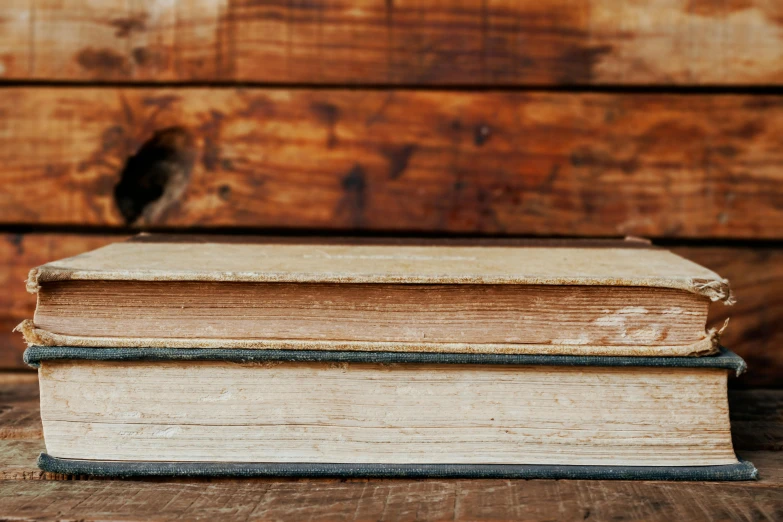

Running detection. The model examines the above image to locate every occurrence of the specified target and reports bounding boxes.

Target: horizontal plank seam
[3,227,783,248]
[2,81,783,95]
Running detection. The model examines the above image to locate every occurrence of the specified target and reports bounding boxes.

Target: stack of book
[18,235,757,480]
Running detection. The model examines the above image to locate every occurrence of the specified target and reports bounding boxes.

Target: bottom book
[25,346,757,481]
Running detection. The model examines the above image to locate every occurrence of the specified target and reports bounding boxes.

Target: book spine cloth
[23,346,746,374]
[37,454,758,481]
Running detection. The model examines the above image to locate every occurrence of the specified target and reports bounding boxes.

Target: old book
[18,235,733,356]
[25,346,755,480]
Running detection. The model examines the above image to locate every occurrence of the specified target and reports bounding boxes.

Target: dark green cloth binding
[24,345,746,375]
[37,454,758,481]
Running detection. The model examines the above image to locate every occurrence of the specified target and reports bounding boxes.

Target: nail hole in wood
[114,127,196,226]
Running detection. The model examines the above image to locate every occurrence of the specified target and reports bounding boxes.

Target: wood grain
[0,440,64,480]
[0,234,120,369]
[730,390,783,451]
[1,1,782,85]
[1,89,783,238]
[0,373,41,440]
[0,473,781,521]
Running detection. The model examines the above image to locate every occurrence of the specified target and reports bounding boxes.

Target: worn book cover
[18,235,734,356]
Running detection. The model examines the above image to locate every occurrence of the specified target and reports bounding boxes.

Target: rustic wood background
[1,0,781,387]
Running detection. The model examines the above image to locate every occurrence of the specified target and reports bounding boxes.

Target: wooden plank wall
[2,1,783,84]
[0,1,781,386]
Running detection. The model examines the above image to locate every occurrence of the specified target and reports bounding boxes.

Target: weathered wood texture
[2,235,782,387]
[1,1,782,85]
[0,373,41,440]
[1,89,783,238]
[731,390,783,452]
[1,475,782,522]
[0,234,121,369]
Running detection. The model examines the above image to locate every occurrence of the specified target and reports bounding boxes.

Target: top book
[18,235,733,356]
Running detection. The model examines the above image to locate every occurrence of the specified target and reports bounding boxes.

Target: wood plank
[0,373,41,439]
[728,389,781,485]
[0,234,120,369]
[0,440,69,480]
[0,477,780,521]
[3,439,780,484]
[1,89,783,238]
[730,390,783,451]
[1,1,782,85]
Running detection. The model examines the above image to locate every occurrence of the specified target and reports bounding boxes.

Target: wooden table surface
[0,372,781,521]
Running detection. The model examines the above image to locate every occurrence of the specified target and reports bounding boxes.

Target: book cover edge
[16,322,723,358]
[23,345,747,375]
[23,237,733,304]
[37,453,759,481]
